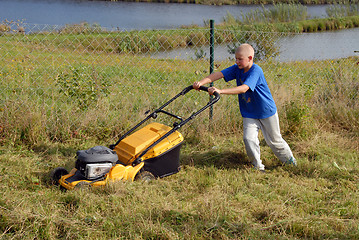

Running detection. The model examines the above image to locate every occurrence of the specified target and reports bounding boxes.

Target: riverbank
[100,0,352,6]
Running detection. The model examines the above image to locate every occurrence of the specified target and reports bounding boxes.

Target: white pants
[243,112,293,170]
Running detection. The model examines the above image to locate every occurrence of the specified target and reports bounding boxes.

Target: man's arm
[210,84,249,95]
[193,71,224,89]
[194,71,250,95]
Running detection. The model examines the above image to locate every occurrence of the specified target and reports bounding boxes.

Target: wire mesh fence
[1,21,358,145]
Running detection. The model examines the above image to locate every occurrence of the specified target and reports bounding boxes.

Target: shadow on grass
[180,145,294,172]
[181,150,252,170]
[31,144,79,187]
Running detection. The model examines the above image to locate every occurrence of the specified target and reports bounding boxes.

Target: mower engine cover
[75,146,118,180]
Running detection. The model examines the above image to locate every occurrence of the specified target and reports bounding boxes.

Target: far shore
[94,0,340,6]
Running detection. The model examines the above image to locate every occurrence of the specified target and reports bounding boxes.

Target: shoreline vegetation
[97,0,357,6]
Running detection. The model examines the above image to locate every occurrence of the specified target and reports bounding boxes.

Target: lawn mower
[51,85,220,190]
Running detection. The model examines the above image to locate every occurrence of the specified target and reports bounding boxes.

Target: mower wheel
[74,181,91,190]
[51,167,69,185]
[135,171,155,183]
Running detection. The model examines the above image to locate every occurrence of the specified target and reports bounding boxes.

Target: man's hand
[208,87,221,95]
[193,72,223,91]
[193,81,201,90]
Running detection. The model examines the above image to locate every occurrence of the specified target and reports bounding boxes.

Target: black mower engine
[75,146,118,180]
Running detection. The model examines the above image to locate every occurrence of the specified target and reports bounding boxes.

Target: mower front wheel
[135,171,155,183]
[51,167,69,185]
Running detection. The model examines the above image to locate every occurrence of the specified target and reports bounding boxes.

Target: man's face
[235,52,250,69]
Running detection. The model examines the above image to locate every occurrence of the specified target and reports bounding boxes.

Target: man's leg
[243,118,265,170]
[260,112,296,165]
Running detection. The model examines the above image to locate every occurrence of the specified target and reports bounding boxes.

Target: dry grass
[1,128,358,239]
[0,28,358,239]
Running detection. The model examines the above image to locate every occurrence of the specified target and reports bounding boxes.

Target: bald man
[193,43,296,172]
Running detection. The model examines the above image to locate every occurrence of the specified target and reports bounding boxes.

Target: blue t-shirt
[221,63,277,119]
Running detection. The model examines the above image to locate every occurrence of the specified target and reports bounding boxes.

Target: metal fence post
[209,19,214,121]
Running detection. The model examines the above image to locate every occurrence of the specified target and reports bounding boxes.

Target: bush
[186,32,207,47]
[317,20,326,31]
[56,65,112,110]
[325,20,335,30]
[157,35,174,50]
[284,100,311,138]
[59,22,102,34]
[0,24,10,33]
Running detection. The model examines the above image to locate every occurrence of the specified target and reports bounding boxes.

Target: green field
[1,21,359,239]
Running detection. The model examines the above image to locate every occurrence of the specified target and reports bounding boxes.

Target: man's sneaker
[252,166,266,173]
[286,157,297,166]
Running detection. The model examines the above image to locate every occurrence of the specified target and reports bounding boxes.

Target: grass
[1,22,359,239]
[0,129,358,239]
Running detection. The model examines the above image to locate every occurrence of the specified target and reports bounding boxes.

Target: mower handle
[199,85,220,99]
[110,85,220,150]
[130,85,221,163]
[183,85,220,101]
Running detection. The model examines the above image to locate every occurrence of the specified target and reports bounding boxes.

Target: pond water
[1,0,328,29]
[152,28,359,62]
[1,0,358,61]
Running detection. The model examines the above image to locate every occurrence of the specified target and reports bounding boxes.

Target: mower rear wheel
[135,171,155,183]
[51,167,69,185]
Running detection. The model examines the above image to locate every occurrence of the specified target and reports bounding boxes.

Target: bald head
[235,43,255,59]
[234,43,254,72]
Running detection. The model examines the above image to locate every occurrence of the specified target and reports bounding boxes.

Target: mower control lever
[157,109,183,121]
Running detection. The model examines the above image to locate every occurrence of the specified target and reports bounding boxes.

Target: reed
[113,0,356,5]
[222,14,359,32]
[5,0,344,4]
[240,4,308,24]
[326,2,359,17]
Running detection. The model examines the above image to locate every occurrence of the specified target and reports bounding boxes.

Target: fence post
[209,19,214,121]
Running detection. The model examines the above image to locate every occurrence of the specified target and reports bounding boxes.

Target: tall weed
[241,4,308,24]
[326,2,359,17]
[311,59,359,134]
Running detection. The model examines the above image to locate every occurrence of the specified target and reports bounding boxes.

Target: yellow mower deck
[59,162,144,190]
[114,122,184,165]
[58,123,183,190]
